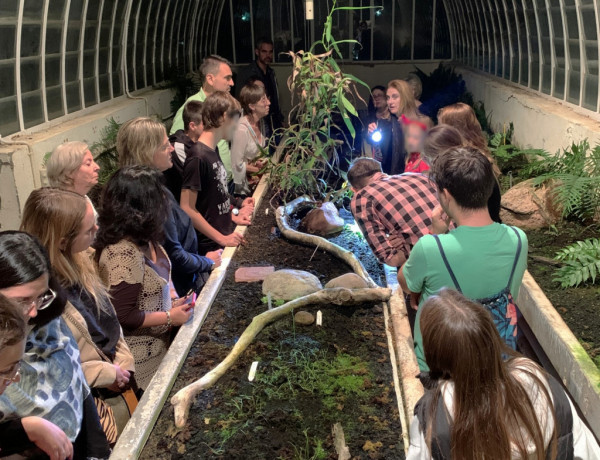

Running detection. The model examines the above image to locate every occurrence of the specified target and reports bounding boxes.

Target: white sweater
[407,359,600,459]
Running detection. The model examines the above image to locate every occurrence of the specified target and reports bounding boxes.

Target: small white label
[316,310,322,326]
[267,293,272,310]
[306,0,314,20]
[248,361,259,382]
[265,208,269,215]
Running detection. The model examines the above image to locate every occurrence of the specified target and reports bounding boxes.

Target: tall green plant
[526,140,600,220]
[554,238,600,288]
[265,1,374,200]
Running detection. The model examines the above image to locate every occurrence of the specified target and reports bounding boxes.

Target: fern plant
[525,140,600,220]
[554,238,600,288]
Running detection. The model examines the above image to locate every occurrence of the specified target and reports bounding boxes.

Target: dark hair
[431,147,495,210]
[183,100,204,132]
[199,55,232,83]
[347,157,382,190]
[0,292,27,348]
[0,231,66,326]
[202,91,242,130]
[255,37,273,49]
[422,124,464,166]
[239,82,266,114]
[367,85,386,116]
[0,231,51,288]
[420,288,555,460]
[95,166,168,255]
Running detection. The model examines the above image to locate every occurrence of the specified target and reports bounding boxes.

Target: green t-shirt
[403,223,528,371]
[170,88,232,179]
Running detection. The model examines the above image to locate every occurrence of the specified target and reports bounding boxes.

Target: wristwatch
[232,208,240,216]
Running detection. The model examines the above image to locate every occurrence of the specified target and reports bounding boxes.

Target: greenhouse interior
[1,0,600,459]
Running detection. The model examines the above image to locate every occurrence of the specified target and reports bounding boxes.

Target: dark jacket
[238,61,283,133]
[163,187,213,296]
[164,129,191,203]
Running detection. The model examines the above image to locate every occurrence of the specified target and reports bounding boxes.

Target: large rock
[300,202,345,236]
[325,273,369,289]
[500,179,562,230]
[262,269,323,301]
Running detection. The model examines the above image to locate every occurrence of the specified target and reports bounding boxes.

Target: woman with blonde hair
[116,117,221,297]
[408,288,600,459]
[367,79,430,174]
[20,188,137,441]
[46,141,100,195]
[231,82,270,196]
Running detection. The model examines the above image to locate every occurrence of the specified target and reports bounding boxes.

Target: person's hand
[107,364,131,392]
[430,205,451,235]
[232,213,252,226]
[21,416,73,460]
[169,302,195,326]
[368,122,377,134]
[220,231,245,247]
[206,249,223,269]
[172,295,193,308]
[242,197,255,209]
[410,293,420,311]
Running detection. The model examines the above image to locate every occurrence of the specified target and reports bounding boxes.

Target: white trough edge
[109,175,271,460]
[518,270,600,441]
[383,264,424,454]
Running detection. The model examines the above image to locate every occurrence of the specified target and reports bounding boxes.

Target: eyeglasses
[19,288,57,315]
[0,362,21,386]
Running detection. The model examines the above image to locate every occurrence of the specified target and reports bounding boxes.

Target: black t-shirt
[182,142,233,250]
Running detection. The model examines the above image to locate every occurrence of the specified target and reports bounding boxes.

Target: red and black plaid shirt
[351,172,438,263]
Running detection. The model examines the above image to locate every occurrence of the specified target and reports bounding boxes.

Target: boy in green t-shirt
[397,147,528,372]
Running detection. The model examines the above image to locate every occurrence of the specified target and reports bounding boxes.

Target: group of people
[350,82,599,458]
[0,43,281,459]
[0,42,599,459]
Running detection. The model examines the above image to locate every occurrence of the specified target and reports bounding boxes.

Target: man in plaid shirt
[349,158,438,267]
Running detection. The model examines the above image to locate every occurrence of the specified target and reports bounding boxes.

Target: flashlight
[371,129,382,143]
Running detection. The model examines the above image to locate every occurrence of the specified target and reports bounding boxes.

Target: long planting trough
[109,176,599,457]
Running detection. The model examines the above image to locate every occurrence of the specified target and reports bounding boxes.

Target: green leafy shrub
[554,238,600,288]
[526,140,600,220]
[488,122,544,177]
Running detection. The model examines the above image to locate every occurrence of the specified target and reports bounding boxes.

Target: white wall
[0,88,174,231]
[459,67,600,153]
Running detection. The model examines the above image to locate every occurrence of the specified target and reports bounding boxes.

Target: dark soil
[526,223,600,368]
[142,196,403,459]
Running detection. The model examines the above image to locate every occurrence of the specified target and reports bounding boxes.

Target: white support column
[94,0,105,104]
[15,0,25,131]
[40,0,50,122]
[59,0,72,115]
[79,0,89,108]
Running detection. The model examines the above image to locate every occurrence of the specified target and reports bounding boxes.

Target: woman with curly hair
[94,166,194,390]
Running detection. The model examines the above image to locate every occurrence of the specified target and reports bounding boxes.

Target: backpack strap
[545,375,574,460]
[433,234,463,293]
[506,227,523,291]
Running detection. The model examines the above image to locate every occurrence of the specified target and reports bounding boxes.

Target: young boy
[180,92,255,253]
[165,100,204,202]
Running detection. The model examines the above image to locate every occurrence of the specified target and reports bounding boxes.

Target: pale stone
[293,311,315,326]
[235,266,275,283]
[262,269,323,301]
[325,273,369,289]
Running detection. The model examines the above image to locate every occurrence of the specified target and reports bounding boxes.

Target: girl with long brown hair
[20,188,137,441]
[407,288,599,459]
